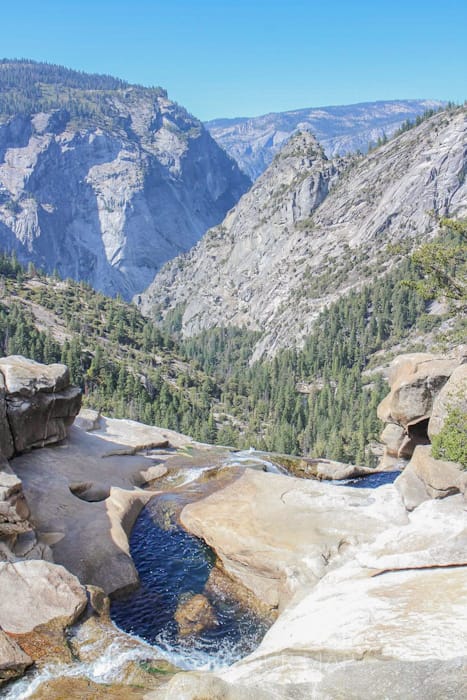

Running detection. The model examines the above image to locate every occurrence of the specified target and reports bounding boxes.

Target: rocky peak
[140,130,350,332]
[206,99,446,180]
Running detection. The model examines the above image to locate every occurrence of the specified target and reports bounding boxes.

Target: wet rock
[86,585,110,617]
[174,593,218,636]
[28,677,147,699]
[10,621,75,665]
[155,671,274,700]
[204,565,275,622]
[68,615,178,690]
[0,627,32,685]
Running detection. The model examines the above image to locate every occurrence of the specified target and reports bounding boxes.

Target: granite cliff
[142,106,467,360]
[206,99,445,180]
[0,60,250,299]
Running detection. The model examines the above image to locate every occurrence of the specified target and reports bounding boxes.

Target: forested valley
[0,246,464,465]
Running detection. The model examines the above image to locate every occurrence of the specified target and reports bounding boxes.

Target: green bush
[431,407,467,468]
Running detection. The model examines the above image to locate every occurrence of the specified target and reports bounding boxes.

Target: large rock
[379,423,405,457]
[393,461,430,511]
[0,356,71,395]
[377,352,460,428]
[174,593,218,637]
[10,417,192,594]
[181,468,408,609]
[0,560,87,634]
[405,445,466,499]
[428,363,467,439]
[213,493,467,699]
[0,356,82,454]
[0,627,32,685]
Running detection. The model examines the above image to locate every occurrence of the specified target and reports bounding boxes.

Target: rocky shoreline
[0,351,466,697]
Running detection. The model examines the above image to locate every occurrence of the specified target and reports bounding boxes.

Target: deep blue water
[336,470,400,488]
[110,466,400,668]
[110,501,269,669]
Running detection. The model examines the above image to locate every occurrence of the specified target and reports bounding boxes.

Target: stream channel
[6,450,399,698]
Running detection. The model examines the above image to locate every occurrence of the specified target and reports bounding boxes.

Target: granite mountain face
[0,61,250,299]
[142,107,467,360]
[206,99,446,180]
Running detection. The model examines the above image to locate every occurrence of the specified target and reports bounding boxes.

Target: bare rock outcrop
[378,348,466,466]
[0,356,82,454]
[377,352,461,429]
[181,468,408,609]
[0,560,87,665]
[175,467,467,699]
[0,560,87,635]
[375,347,466,509]
[206,99,445,180]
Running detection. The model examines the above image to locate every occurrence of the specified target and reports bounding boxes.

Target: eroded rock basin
[110,500,271,669]
[6,433,432,700]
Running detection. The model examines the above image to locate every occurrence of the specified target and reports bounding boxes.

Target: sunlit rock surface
[0,80,250,300]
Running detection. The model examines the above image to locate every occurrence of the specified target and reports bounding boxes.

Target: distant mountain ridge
[0,60,250,299]
[205,99,446,179]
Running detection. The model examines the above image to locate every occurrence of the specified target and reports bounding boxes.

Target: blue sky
[2,0,466,120]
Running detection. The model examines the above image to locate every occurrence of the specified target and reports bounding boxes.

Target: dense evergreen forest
[182,260,435,462]
[1,247,463,464]
[0,254,218,442]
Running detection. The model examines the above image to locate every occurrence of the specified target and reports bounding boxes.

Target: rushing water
[110,499,270,670]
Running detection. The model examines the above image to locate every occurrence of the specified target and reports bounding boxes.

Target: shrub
[431,407,467,468]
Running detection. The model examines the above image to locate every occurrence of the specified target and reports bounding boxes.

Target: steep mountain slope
[141,107,467,360]
[0,60,250,299]
[0,252,222,441]
[206,99,445,179]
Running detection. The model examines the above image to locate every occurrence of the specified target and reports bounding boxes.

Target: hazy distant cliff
[0,60,250,299]
[206,99,445,180]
